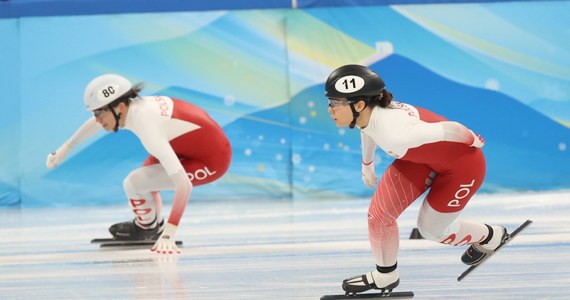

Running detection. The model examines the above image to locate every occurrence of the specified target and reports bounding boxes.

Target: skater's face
[93,103,128,131]
[327,98,370,128]
[327,98,354,127]
[93,107,114,131]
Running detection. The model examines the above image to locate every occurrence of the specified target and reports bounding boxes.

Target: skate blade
[320,291,414,299]
[457,219,532,281]
[91,238,183,247]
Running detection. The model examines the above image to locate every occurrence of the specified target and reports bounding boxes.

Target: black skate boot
[342,264,399,296]
[462,225,509,266]
[109,218,165,241]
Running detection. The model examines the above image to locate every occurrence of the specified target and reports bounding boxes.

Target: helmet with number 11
[325,64,385,99]
[325,64,385,128]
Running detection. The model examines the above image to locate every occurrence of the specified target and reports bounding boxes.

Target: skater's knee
[123,171,140,193]
[416,221,446,241]
[368,206,397,228]
[368,217,396,230]
[123,174,132,190]
[416,200,460,242]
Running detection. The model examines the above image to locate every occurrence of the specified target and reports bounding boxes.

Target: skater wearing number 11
[324,65,511,296]
[46,74,231,254]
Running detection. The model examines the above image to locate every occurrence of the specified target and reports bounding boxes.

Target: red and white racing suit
[68,96,231,229]
[360,101,487,267]
[122,96,231,228]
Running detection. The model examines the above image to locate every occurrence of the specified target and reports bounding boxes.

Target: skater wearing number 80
[325,65,509,295]
[46,74,231,254]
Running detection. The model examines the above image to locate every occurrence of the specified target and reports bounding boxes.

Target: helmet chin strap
[348,100,367,129]
[348,103,359,129]
[109,107,122,133]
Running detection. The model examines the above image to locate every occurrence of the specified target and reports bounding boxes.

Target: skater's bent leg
[123,164,174,229]
[417,200,508,266]
[342,161,431,294]
[368,163,430,266]
[417,200,488,246]
[416,154,490,246]
[344,163,430,293]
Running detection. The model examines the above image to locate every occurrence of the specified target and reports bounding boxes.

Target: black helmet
[325,64,385,99]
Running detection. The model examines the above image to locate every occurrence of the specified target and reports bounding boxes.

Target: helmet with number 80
[325,64,385,99]
[84,74,133,111]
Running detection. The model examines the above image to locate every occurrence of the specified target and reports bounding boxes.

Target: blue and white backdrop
[1,1,569,206]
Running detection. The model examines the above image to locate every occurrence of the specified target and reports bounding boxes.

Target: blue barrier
[0,0,549,18]
[0,0,289,18]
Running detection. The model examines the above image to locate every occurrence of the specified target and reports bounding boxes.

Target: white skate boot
[462,225,508,266]
[342,267,399,295]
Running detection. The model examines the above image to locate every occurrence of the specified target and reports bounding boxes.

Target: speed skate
[91,238,183,248]
[457,219,533,281]
[321,291,414,299]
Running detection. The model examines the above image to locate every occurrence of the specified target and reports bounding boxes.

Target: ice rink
[1,190,569,299]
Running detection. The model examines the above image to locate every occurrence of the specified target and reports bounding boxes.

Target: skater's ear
[352,98,368,112]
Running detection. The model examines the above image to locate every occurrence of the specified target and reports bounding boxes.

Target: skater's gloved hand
[361,161,377,188]
[151,223,180,254]
[470,131,485,148]
[46,143,72,169]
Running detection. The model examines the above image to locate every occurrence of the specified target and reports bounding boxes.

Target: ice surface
[1,191,569,299]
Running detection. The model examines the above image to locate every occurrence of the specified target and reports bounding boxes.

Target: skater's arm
[361,131,376,164]
[46,117,102,168]
[360,131,377,188]
[139,129,192,227]
[405,121,484,148]
[151,167,191,254]
[166,168,192,226]
[440,121,484,148]
[145,139,192,227]
[66,117,102,147]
